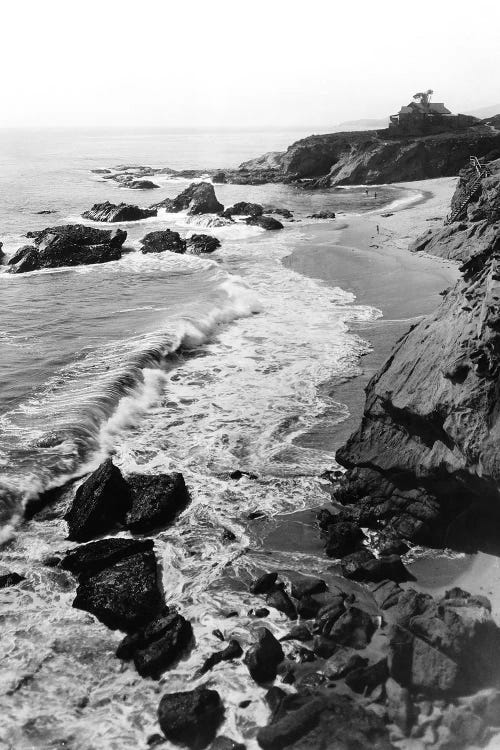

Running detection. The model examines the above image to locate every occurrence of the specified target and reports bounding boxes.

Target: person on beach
[377,224,380,234]
[374,191,377,198]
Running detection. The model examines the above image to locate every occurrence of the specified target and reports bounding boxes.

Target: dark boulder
[62,537,153,578]
[223,202,263,218]
[140,229,186,254]
[27,224,126,249]
[262,206,293,219]
[8,246,39,273]
[344,657,389,694]
[265,589,297,620]
[344,554,415,583]
[72,544,164,632]
[172,182,224,215]
[198,639,243,675]
[245,628,284,683]
[245,216,283,230]
[158,686,224,750]
[210,737,245,750]
[117,612,193,678]
[324,521,365,558]
[128,180,160,190]
[64,458,131,541]
[250,571,278,595]
[340,549,375,577]
[324,648,367,680]
[328,606,376,649]
[280,624,313,642]
[125,472,190,533]
[307,211,336,219]
[289,575,327,600]
[369,579,404,610]
[82,201,157,222]
[0,572,25,588]
[186,234,221,254]
[212,172,227,184]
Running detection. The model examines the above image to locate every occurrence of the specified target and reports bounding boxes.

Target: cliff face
[239,126,500,186]
[335,161,500,548]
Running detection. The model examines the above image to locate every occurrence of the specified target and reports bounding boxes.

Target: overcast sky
[1,0,499,128]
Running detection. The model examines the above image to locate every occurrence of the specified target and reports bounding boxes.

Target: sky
[1,0,499,128]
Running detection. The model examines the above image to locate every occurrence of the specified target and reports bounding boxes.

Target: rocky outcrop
[117,612,193,678]
[186,234,221,254]
[223,202,263,218]
[82,202,157,222]
[140,229,186,254]
[245,216,283,231]
[239,126,500,186]
[335,157,500,547]
[8,225,127,274]
[125,472,190,533]
[244,628,284,683]
[128,180,160,190]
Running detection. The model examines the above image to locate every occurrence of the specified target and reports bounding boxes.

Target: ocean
[0,127,439,749]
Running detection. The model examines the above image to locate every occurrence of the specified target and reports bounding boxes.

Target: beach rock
[116,612,193,678]
[27,224,127,249]
[0,572,25,588]
[374,530,409,557]
[289,575,327,599]
[324,648,367,680]
[223,202,263,218]
[125,472,190,533]
[173,182,224,215]
[256,692,393,750]
[250,571,278,595]
[327,606,376,649]
[265,589,297,620]
[82,201,157,222]
[369,579,404,610]
[343,554,415,583]
[128,180,160,189]
[212,172,226,184]
[186,234,221,254]
[312,635,337,658]
[345,657,389,694]
[245,627,284,683]
[140,229,186,254]
[64,458,131,541]
[158,686,224,749]
[245,215,283,230]
[262,206,293,219]
[324,521,365,558]
[249,607,270,618]
[280,624,313,642]
[198,639,243,675]
[71,541,164,632]
[296,595,321,619]
[340,549,375,577]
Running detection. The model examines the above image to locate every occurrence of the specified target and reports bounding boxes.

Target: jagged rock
[369,579,404,610]
[82,201,157,222]
[212,172,226,184]
[27,224,126,248]
[64,459,131,541]
[8,246,39,272]
[340,549,376,577]
[265,589,297,620]
[125,473,190,533]
[0,572,25,588]
[280,624,313,642]
[72,544,164,632]
[62,537,152,577]
[117,612,193,678]
[245,215,283,230]
[262,206,293,219]
[296,595,321,619]
[158,687,224,750]
[256,692,393,750]
[140,229,186,254]
[173,182,224,215]
[245,628,284,683]
[223,202,263,218]
[186,234,221,254]
[307,211,336,219]
[198,640,243,675]
[250,571,278,595]
[289,575,327,599]
[327,606,375,649]
[312,635,337,658]
[374,530,409,556]
[128,180,160,189]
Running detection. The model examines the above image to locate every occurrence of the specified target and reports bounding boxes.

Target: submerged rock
[117,612,193,678]
[82,201,157,222]
[223,202,263,218]
[245,628,284,683]
[158,686,224,750]
[186,234,221,254]
[198,639,243,675]
[265,589,297,620]
[127,180,160,189]
[250,571,278,595]
[140,229,186,254]
[125,472,190,533]
[64,458,131,541]
[324,521,365,558]
[0,572,25,588]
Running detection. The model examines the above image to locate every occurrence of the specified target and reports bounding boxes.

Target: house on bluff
[389,90,478,136]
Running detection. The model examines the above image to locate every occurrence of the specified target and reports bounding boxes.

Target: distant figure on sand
[377,224,380,234]
[374,191,377,198]
[365,189,369,196]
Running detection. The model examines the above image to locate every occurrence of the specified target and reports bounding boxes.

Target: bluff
[238,124,500,186]
[335,158,500,548]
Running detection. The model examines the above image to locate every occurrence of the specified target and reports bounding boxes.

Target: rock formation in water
[8,224,127,273]
[335,157,500,548]
[140,229,186,254]
[152,182,224,215]
[82,202,157,222]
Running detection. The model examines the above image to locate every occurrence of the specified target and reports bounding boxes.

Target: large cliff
[238,124,500,186]
[334,159,500,549]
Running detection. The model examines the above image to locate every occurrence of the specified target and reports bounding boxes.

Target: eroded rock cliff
[335,159,500,548]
